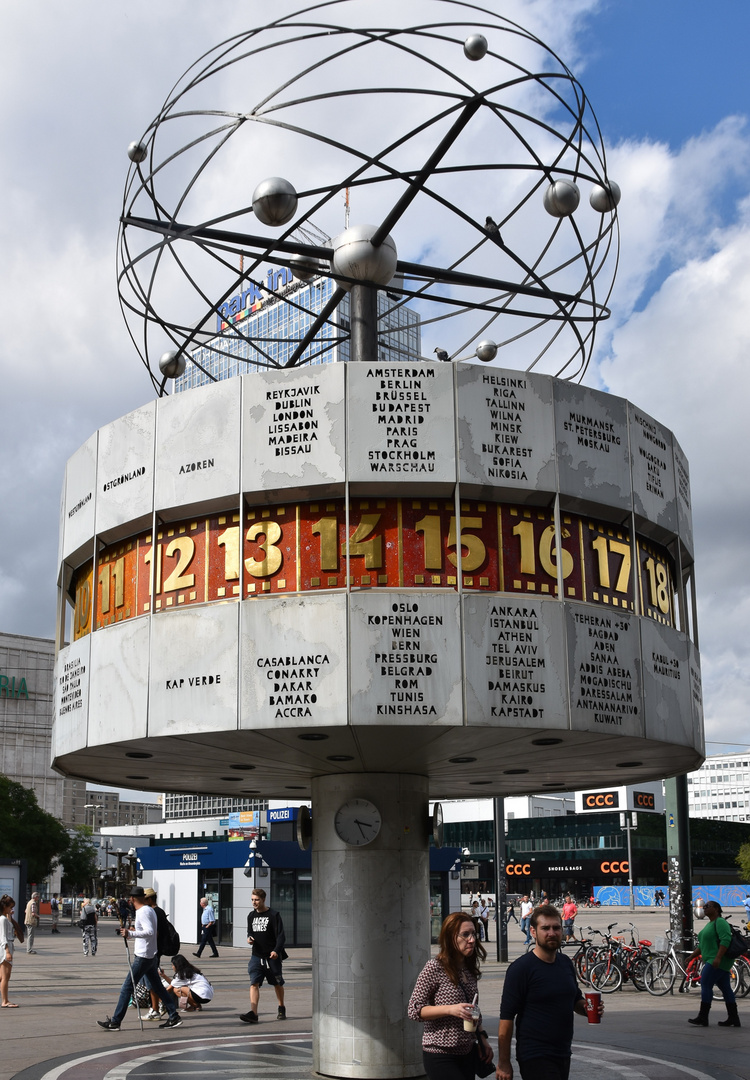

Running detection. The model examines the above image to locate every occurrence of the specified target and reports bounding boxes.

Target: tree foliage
[0,774,69,883]
[737,842,750,882]
[60,825,99,894]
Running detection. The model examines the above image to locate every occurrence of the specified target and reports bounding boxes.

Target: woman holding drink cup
[409,911,494,1080]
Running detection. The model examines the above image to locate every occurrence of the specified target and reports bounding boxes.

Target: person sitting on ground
[165,954,214,1012]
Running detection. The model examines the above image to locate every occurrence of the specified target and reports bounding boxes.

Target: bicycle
[644,931,740,998]
[563,925,598,985]
[589,922,652,993]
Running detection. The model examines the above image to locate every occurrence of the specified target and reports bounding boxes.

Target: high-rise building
[162,792,266,820]
[686,751,750,823]
[175,270,421,392]
[0,632,63,818]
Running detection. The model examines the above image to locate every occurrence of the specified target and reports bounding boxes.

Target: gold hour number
[98,557,125,614]
[414,515,442,569]
[246,521,283,578]
[414,515,487,571]
[142,543,162,596]
[163,538,196,592]
[217,527,240,580]
[644,556,670,614]
[311,517,339,571]
[591,536,631,593]
[74,578,91,637]
[447,516,486,572]
[342,513,383,569]
[512,521,573,579]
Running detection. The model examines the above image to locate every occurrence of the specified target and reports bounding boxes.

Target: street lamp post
[620,812,637,913]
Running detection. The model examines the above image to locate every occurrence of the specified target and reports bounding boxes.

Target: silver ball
[290,252,319,282]
[543,179,580,218]
[475,339,498,362]
[463,34,488,61]
[159,349,186,379]
[589,180,622,213]
[127,141,148,164]
[330,224,398,289]
[252,177,298,227]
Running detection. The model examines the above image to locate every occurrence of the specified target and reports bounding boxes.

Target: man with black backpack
[143,887,181,1021]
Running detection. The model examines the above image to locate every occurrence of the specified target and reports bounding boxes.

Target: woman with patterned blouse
[408,911,494,1080]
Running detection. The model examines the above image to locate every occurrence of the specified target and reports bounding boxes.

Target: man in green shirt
[687,900,740,1028]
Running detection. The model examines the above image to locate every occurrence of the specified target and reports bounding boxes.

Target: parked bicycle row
[561,920,750,999]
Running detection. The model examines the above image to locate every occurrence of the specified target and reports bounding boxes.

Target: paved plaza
[4,911,748,1080]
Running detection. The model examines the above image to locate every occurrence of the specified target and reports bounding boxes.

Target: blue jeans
[520,916,531,943]
[112,954,176,1024]
[700,962,735,1005]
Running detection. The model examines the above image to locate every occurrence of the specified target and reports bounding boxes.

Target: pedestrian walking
[80,897,98,956]
[478,898,490,944]
[193,897,219,959]
[23,893,39,954]
[0,895,18,1008]
[561,895,577,943]
[408,911,494,1080]
[96,886,182,1031]
[239,888,287,1023]
[118,896,131,929]
[687,900,741,1028]
[506,898,518,926]
[519,895,533,946]
[50,894,60,934]
[497,904,600,1080]
[471,900,483,941]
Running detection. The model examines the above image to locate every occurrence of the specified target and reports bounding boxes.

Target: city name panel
[52,362,702,797]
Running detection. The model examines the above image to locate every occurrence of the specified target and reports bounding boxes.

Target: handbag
[78,918,87,929]
[714,920,750,961]
[470,1037,495,1079]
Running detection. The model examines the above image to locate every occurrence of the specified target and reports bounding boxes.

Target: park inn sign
[0,671,29,699]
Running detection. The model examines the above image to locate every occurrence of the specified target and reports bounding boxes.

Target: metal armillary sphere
[117,0,620,394]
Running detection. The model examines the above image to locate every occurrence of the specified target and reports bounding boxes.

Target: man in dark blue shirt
[497,904,596,1080]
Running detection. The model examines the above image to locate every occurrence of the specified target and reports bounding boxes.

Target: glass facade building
[175,272,421,392]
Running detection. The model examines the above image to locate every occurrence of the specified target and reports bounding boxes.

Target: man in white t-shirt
[97,887,182,1031]
[520,895,534,945]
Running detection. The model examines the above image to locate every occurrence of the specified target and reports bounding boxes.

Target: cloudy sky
[1,0,748,760]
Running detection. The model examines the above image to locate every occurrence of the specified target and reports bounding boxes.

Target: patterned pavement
[11,1032,745,1080]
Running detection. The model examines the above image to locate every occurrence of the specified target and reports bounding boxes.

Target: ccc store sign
[506,864,532,876]
[583,790,619,808]
[600,861,629,874]
[633,790,655,809]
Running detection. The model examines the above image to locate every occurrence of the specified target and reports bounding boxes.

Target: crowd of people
[4,882,745,1064]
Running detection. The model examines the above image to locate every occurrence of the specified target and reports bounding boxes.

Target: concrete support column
[665,774,694,952]
[312,773,430,1079]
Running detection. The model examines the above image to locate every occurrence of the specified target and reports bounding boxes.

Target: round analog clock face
[334,798,382,847]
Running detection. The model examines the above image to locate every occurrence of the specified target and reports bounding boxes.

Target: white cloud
[599,128,750,747]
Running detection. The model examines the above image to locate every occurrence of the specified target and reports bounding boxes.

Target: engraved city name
[366,367,436,473]
[103,467,146,492]
[267,383,321,456]
[255,652,330,717]
[572,612,637,726]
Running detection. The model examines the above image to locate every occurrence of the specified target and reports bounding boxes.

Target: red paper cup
[584,990,602,1024]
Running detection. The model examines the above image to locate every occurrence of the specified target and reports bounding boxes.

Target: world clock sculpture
[54,4,702,1076]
